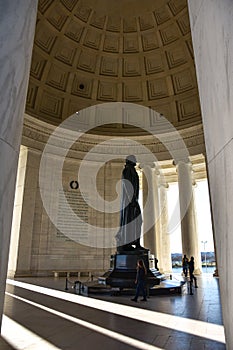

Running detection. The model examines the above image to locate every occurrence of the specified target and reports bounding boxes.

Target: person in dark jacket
[131,259,147,302]
[189,256,198,288]
[182,254,189,277]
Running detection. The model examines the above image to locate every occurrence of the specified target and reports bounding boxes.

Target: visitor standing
[182,254,189,277]
[131,259,147,302]
[189,256,198,288]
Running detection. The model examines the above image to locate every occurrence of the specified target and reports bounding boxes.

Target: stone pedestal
[100,249,161,289]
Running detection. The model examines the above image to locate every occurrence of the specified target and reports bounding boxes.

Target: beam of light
[2,315,61,350]
[6,279,225,344]
[5,292,163,350]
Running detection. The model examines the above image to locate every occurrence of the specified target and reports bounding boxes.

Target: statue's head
[126,155,136,166]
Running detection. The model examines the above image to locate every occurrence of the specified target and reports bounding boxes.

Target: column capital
[139,162,160,174]
[159,180,169,189]
[192,180,197,187]
[173,159,194,176]
[172,157,191,166]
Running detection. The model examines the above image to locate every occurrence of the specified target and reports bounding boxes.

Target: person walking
[131,259,147,302]
[189,256,198,288]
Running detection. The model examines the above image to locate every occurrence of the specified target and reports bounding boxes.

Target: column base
[194,268,202,275]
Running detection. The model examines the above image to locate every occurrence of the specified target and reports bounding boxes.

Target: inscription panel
[57,190,89,242]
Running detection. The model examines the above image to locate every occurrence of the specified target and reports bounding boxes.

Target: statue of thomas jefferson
[115,155,145,252]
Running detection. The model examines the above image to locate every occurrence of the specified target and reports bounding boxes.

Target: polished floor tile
[1,273,226,350]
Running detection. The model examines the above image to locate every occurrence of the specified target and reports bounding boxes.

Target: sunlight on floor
[5,278,225,349]
[3,292,162,350]
[2,315,61,350]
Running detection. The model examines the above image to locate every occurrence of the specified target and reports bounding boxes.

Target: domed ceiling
[26,0,202,135]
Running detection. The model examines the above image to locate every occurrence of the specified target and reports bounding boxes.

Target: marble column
[158,181,172,273]
[141,164,157,255]
[175,160,202,274]
[203,153,219,276]
[0,1,38,329]
[101,161,123,264]
[8,147,40,278]
[188,2,233,345]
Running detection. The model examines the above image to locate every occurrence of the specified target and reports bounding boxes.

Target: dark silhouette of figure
[182,254,189,277]
[131,259,147,302]
[115,155,144,251]
[189,256,198,288]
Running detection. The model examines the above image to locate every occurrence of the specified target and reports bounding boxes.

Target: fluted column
[203,153,219,276]
[141,163,158,257]
[175,159,202,274]
[8,147,41,277]
[158,181,172,273]
[0,1,38,329]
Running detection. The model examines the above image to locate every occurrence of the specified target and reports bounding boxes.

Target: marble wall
[188,0,233,347]
[9,150,120,277]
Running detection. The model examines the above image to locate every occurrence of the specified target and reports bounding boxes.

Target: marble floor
[1,273,226,350]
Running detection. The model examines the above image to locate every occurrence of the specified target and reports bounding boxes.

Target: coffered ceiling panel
[26,0,202,135]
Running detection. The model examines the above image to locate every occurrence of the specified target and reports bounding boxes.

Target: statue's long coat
[116,162,142,246]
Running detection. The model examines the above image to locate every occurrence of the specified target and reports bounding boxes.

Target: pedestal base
[99,250,163,289]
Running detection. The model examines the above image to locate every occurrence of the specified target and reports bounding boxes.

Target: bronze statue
[115,155,145,251]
